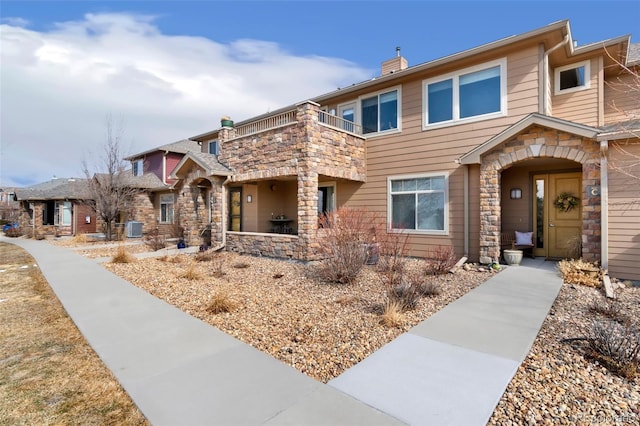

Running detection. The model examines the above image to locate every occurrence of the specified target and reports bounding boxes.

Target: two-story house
[165,20,638,280]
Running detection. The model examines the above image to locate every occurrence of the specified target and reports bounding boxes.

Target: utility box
[126,221,143,238]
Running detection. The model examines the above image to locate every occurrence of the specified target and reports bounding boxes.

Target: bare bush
[417,280,441,297]
[316,208,378,284]
[180,262,201,280]
[587,319,639,380]
[144,228,166,251]
[424,245,457,275]
[111,245,134,264]
[376,229,409,275]
[589,299,627,323]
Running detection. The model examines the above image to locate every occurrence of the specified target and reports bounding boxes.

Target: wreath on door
[553,192,579,212]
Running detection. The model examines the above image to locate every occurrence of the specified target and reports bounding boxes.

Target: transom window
[388,173,448,234]
[159,193,174,224]
[423,58,507,128]
[360,87,400,134]
[554,60,590,95]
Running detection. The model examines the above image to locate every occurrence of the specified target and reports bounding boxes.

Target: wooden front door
[533,172,582,259]
[229,188,242,232]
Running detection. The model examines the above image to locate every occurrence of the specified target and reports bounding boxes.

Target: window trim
[159,193,174,224]
[422,58,507,130]
[208,140,219,156]
[387,172,449,236]
[133,159,144,176]
[357,85,402,136]
[554,60,590,95]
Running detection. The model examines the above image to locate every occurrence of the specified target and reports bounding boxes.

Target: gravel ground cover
[48,239,639,422]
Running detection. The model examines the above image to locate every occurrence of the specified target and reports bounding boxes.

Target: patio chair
[501,231,535,259]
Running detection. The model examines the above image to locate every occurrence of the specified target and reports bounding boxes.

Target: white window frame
[337,101,357,133]
[422,58,507,130]
[159,193,174,224]
[133,159,144,176]
[55,201,72,226]
[387,172,449,235]
[358,85,402,136]
[554,60,590,95]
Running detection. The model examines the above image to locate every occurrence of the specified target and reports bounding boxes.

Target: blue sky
[1,0,639,187]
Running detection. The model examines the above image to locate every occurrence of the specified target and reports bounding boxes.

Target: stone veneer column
[479,163,501,263]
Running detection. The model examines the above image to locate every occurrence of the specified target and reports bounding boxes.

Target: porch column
[479,163,501,263]
[297,170,319,261]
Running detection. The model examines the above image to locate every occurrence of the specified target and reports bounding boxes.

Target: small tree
[82,115,139,241]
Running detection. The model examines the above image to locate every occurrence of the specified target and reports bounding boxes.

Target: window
[54,201,72,226]
[208,140,219,155]
[554,60,590,95]
[423,58,507,128]
[132,159,143,176]
[360,87,400,134]
[389,173,448,234]
[159,194,174,223]
[338,102,356,132]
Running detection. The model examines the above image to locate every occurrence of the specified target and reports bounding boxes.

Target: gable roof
[170,151,233,180]
[458,114,600,164]
[125,139,200,160]
[95,171,167,190]
[14,178,92,201]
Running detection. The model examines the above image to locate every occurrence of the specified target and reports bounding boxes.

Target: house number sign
[587,185,600,197]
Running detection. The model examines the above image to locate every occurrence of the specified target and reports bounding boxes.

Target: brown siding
[551,58,600,126]
[242,183,258,232]
[603,70,640,124]
[74,203,97,234]
[607,140,640,281]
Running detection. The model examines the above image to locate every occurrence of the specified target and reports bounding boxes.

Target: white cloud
[0,13,372,187]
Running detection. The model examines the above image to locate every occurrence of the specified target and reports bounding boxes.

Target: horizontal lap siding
[603,72,640,124]
[608,141,640,281]
[344,46,540,259]
[551,58,599,126]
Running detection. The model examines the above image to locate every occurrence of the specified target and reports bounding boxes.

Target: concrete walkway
[4,237,562,425]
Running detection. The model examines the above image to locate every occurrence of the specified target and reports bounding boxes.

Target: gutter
[543,35,570,115]
[600,140,609,269]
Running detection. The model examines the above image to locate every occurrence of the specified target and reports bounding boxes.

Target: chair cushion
[515,231,533,246]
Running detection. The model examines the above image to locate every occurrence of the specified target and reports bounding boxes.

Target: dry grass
[181,262,201,280]
[0,242,148,425]
[205,289,238,314]
[380,300,405,327]
[111,245,135,263]
[557,259,604,287]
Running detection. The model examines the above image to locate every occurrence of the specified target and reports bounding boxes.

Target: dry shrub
[232,261,250,269]
[424,245,457,275]
[4,227,23,238]
[589,299,627,323]
[144,228,166,251]
[158,255,183,263]
[587,319,639,380]
[71,234,90,244]
[558,259,604,287]
[180,262,201,280]
[206,289,237,314]
[376,229,409,274]
[210,253,225,278]
[380,300,405,327]
[195,250,215,262]
[317,207,379,284]
[565,234,582,259]
[418,280,441,297]
[111,246,134,264]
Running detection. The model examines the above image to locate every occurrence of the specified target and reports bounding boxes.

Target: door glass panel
[535,179,544,249]
[229,189,241,232]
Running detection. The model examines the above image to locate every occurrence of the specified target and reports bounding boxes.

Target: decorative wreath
[554,192,579,212]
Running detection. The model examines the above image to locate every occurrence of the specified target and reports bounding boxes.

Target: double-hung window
[159,194,174,224]
[554,60,590,95]
[423,58,506,128]
[389,173,448,234]
[361,87,400,134]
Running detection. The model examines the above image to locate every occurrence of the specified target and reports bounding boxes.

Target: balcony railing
[318,111,362,135]
[234,110,297,137]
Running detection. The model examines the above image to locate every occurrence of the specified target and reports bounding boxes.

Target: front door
[533,172,582,258]
[229,188,242,232]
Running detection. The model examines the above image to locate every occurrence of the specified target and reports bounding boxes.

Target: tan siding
[603,71,640,124]
[242,184,258,232]
[607,140,640,281]
[551,58,599,126]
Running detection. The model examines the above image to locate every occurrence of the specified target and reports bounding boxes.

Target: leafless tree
[82,115,140,241]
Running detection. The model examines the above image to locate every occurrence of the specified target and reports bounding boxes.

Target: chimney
[381,46,408,76]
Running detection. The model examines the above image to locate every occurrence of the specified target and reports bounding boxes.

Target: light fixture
[270,184,277,192]
[247,195,252,203]
[510,188,522,199]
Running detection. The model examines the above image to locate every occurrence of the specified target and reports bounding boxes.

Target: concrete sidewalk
[5,237,562,425]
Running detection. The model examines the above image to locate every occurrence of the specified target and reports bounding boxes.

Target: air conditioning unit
[126,221,143,238]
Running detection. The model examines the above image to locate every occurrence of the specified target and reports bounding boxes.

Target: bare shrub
[558,259,603,287]
[158,255,183,264]
[232,261,250,269]
[379,300,405,327]
[206,290,237,314]
[424,245,457,275]
[111,245,134,264]
[588,299,627,323]
[4,227,23,238]
[376,229,409,275]
[71,234,90,244]
[565,235,582,259]
[418,280,441,297]
[587,319,639,380]
[144,228,166,251]
[180,262,201,280]
[316,207,378,284]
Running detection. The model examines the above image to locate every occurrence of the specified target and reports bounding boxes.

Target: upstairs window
[423,58,507,128]
[132,159,143,176]
[361,88,400,134]
[555,60,590,95]
[208,140,219,155]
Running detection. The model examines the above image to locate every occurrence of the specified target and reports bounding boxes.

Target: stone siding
[479,125,600,262]
[226,232,301,259]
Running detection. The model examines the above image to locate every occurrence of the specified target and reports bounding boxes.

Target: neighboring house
[0,187,20,222]
[123,139,201,236]
[14,178,97,237]
[166,20,638,280]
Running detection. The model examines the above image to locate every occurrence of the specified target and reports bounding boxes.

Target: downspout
[543,35,570,115]
[463,165,469,257]
[600,140,609,269]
